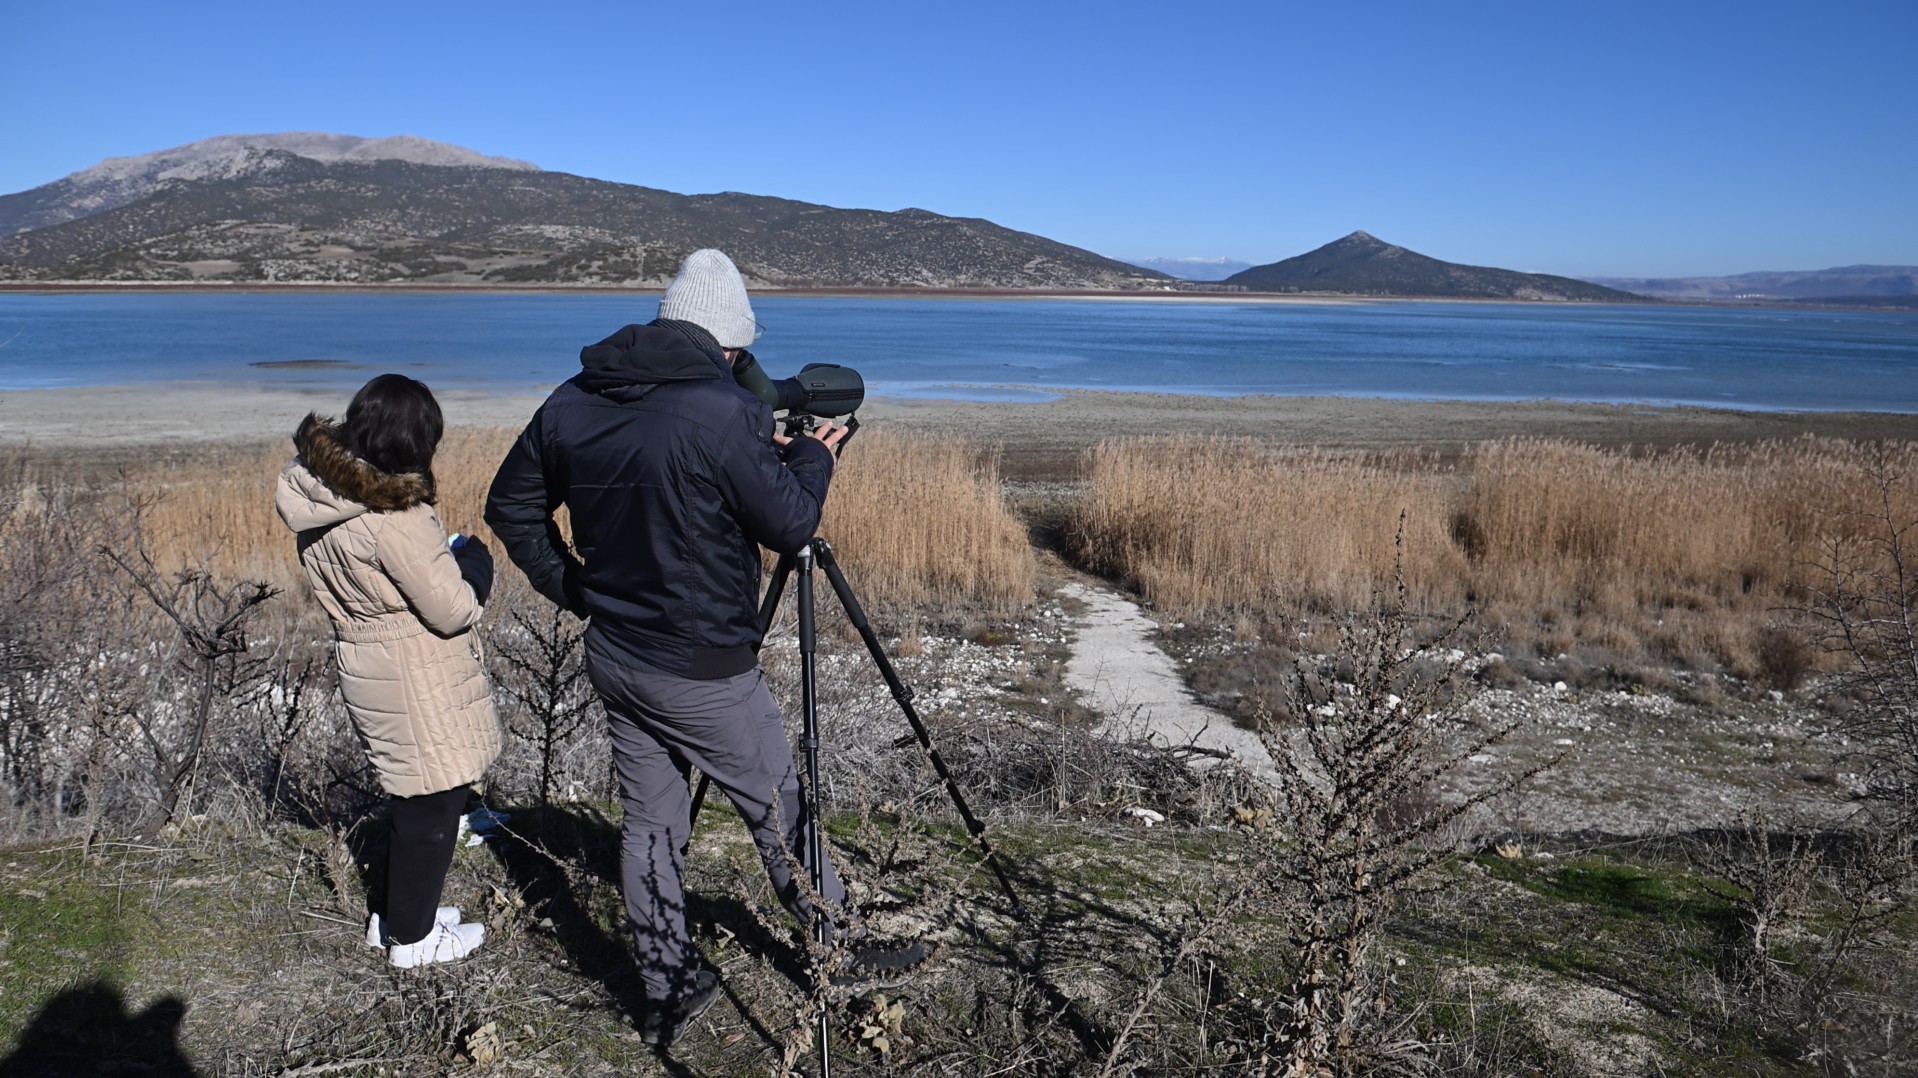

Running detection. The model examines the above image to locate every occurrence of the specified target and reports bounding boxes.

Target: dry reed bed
[104,426,1034,613]
[1074,435,1918,670]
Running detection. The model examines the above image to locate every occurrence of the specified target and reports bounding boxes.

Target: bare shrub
[1702,806,1918,1065]
[488,598,596,810]
[1238,537,1555,1075]
[1803,446,1918,803]
[103,538,279,835]
[1754,623,1815,693]
[0,457,122,822]
[1767,446,1918,1063]
[1703,812,1822,1006]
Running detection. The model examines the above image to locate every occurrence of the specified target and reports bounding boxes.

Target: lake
[1,292,1913,412]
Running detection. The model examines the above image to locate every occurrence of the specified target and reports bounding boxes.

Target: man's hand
[773,421,850,453]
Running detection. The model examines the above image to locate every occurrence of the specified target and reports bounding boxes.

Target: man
[485,249,916,1048]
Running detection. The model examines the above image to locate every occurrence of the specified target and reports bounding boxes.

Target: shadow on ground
[0,980,194,1077]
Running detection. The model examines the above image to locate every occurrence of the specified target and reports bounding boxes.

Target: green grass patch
[1479,853,1737,933]
[0,856,136,1038]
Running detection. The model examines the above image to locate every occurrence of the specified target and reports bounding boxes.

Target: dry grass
[102,426,1034,612]
[815,429,1034,611]
[1073,437,1466,613]
[1074,435,1918,672]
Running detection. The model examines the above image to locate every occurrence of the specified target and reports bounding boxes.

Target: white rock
[1124,806,1166,827]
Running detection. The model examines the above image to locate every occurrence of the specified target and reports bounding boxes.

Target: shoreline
[0,281,1370,305]
[5,382,1915,479]
[3,281,1911,313]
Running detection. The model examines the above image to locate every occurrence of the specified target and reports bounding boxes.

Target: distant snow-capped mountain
[1124,256,1254,281]
[1582,266,1918,302]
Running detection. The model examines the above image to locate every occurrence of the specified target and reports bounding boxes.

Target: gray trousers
[586,637,848,1004]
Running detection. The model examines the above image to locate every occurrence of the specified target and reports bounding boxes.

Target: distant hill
[0,134,1166,290]
[1125,256,1254,281]
[1583,265,1918,305]
[1226,232,1643,302]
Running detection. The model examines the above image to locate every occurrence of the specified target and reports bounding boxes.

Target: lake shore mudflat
[3,381,1914,477]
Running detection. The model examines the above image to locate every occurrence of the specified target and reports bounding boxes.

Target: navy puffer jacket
[484,321,834,679]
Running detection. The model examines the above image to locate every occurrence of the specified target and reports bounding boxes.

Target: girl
[275,374,500,967]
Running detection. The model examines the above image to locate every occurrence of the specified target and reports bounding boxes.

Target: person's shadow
[0,980,195,1076]
[485,803,784,1044]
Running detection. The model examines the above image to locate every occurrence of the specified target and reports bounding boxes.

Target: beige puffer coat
[275,415,501,798]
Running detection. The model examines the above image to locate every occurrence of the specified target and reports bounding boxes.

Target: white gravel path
[1060,581,1277,781]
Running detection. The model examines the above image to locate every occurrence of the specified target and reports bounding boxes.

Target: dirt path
[1050,576,1858,834]
[1059,581,1277,781]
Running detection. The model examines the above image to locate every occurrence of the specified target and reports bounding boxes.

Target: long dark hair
[342,374,443,478]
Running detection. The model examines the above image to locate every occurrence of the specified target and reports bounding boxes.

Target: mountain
[0,134,1165,290]
[1583,266,1918,304]
[0,133,538,237]
[1125,256,1254,281]
[1226,232,1642,302]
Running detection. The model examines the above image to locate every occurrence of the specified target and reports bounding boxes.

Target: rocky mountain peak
[73,133,538,184]
[1334,230,1394,251]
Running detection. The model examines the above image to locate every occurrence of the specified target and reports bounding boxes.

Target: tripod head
[781,411,861,452]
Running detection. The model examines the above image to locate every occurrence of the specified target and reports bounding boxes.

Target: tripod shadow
[936,828,1211,1063]
[0,980,193,1077]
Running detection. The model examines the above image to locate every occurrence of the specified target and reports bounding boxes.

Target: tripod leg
[796,544,833,1075]
[689,552,797,842]
[684,773,711,840]
[812,540,1027,920]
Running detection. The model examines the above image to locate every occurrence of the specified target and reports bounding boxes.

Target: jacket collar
[293,414,436,512]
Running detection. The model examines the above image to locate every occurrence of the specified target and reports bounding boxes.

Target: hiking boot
[388,921,485,969]
[365,906,461,949]
[831,939,930,991]
[638,970,722,1049]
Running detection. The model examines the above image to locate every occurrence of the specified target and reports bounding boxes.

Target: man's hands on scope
[773,421,850,453]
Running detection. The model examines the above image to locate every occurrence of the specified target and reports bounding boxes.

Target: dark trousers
[586,637,848,1004]
[383,784,470,946]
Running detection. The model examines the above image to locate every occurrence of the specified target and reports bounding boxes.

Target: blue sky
[2,0,1912,277]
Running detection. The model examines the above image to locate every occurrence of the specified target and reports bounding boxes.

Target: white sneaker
[365,906,462,949]
[388,921,485,969]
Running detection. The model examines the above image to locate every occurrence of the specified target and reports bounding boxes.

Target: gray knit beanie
[658,249,758,349]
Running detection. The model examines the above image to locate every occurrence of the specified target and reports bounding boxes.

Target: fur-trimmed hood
[276,414,435,532]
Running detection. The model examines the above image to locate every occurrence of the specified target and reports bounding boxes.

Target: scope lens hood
[776,363,864,417]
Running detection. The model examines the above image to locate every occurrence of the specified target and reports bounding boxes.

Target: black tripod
[686,538,1027,915]
[686,538,1025,1074]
